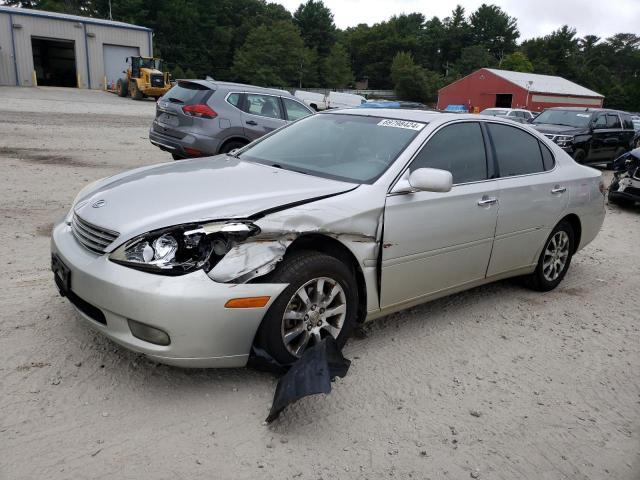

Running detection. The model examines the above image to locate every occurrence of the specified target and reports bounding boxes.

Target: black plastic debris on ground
[253,337,350,423]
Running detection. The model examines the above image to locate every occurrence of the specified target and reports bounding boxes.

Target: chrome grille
[71,213,119,253]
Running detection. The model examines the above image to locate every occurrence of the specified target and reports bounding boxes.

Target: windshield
[139,58,163,70]
[238,114,425,183]
[481,109,508,116]
[533,110,592,128]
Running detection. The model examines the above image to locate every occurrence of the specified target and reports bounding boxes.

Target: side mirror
[391,168,453,194]
[409,168,453,192]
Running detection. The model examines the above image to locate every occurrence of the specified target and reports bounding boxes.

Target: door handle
[551,186,567,194]
[246,120,258,126]
[477,196,498,206]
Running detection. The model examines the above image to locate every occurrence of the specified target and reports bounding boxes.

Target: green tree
[391,51,441,103]
[321,43,353,88]
[455,45,494,74]
[501,51,533,72]
[469,4,519,63]
[232,21,309,86]
[293,0,336,56]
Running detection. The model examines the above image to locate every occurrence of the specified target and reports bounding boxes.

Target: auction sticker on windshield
[377,119,425,131]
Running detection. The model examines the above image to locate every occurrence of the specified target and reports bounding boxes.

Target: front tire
[255,251,358,365]
[525,220,575,292]
[131,82,143,100]
[572,149,586,163]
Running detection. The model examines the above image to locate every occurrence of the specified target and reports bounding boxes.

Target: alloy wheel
[542,231,570,282]
[281,277,347,358]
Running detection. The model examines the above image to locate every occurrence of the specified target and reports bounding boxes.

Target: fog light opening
[127,319,171,346]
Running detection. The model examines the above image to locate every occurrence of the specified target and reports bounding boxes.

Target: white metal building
[0,6,152,90]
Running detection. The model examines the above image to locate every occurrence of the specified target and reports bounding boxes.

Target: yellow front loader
[116,56,172,100]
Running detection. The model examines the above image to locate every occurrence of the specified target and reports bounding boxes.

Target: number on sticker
[377,119,425,131]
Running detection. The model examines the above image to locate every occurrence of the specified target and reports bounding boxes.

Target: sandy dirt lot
[0,87,638,480]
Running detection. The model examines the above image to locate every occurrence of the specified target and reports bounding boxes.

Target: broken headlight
[109,221,260,275]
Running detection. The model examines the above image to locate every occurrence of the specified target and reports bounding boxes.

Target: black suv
[531,108,635,166]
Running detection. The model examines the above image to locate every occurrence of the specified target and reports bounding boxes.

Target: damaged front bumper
[51,221,288,368]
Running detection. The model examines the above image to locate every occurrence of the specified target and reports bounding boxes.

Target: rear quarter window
[540,142,555,171]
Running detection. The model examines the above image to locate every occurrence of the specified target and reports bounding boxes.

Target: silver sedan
[51,110,605,367]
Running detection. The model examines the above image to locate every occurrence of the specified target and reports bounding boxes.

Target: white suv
[480,108,536,123]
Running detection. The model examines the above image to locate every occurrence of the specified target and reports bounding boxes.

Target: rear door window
[487,123,544,177]
[245,94,283,119]
[606,114,621,129]
[283,98,312,121]
[410,122,488,184]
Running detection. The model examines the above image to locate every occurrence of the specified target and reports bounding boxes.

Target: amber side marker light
[224,296,271,308]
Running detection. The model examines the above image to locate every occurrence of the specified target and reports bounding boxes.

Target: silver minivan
[149,80,314,160]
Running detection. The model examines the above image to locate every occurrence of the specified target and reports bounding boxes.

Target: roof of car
[326,109,488,124]
[176,79,292,96]
[545,107,627,114]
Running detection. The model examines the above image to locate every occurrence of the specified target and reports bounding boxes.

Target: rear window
[163,82,212,105]
[482,109,509,116]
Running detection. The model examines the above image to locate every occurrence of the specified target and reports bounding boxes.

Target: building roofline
[439,67,604,99]
[0,6,152,32]
[485,68,604,98]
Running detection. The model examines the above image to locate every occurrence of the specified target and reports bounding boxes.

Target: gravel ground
[1,87,638,480]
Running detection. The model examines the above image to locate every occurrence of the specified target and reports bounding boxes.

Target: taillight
[182,104,217,119]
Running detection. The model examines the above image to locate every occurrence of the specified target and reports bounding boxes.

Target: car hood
[73,156,356,246]
[532,124,588,135]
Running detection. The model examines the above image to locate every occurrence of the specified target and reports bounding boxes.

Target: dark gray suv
[149,80,314,160]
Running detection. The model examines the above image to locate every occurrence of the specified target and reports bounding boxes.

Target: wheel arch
[559,213,582,253]
[286,233,368,323]
[218,136,249,153]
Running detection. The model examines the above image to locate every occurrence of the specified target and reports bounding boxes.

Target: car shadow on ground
[62,276,528,390]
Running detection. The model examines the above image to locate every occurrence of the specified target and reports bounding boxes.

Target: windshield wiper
[167,97,184,104]
[271,163,308,175]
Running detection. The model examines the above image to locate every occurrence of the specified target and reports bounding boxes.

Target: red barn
[437,68,604,113]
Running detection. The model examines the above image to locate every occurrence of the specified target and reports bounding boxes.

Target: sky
[274,0,640,41]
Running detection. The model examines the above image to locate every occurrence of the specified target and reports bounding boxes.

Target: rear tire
[524,220,575,292]
[255,251,358,365]
[219,140,247,154]
[572,149,586,163]
[116,78,128,97]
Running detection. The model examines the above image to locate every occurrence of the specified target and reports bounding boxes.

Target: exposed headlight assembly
[109,221,260,275]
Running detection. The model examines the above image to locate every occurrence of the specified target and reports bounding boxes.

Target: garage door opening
[32,37,77,87]
[495,93,512,108]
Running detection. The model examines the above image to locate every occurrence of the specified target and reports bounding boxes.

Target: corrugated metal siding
[85,25,150,89]
[10,13,87,87]
[0,12,18,85]
[0,9,151,89]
